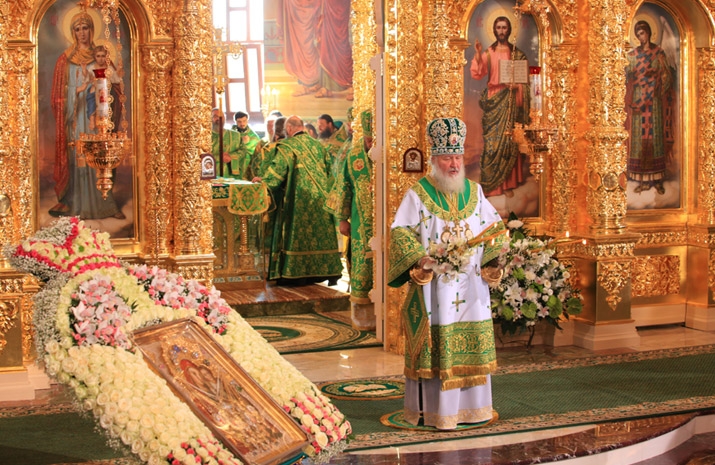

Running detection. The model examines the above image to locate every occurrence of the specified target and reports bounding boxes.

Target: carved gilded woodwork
[0,2,10,267]
[5,47,35,247]
[635,229,688,248]
[2,0,31,40]
[20,276,40,362]
[631,255,680,298]
[0,300,19,354]
[141,44,174,261]
[547,46,579,234]
[142,0,180,38]
[0,274,37,363]
[551,0,578,42]
[424,0,462,120]
[598,259,631,311]
[383,0,423,354]
[586,0,629,234]
[170,0,214,258]
[697,48,715,224]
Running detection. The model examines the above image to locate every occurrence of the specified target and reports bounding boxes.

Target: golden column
[576,0,641,348]
[547,45,579,234]
[0,17,38,368]
[169,0,215,283]
[384,0,424,353]
[686,48,715,331]
[141,44,174,264]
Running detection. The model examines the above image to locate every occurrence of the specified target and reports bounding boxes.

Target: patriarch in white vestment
[388,117,507,430]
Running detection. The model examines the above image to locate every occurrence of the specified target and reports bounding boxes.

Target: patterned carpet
[3,345,715,463]
[244,312,381,354]
[331,344,715,451]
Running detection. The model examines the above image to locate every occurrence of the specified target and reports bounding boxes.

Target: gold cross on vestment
[409,210,432,235]
[452,293,466,312]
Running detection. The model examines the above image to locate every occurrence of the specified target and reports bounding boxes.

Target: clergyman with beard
[388,117,507,430]
[211,108,256,179]
[231,111,261,178]
[470,16,531,198]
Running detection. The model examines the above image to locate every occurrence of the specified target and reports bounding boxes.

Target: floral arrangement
[422,235,476,283]
[490,213,583,338]
[4,217,351,465]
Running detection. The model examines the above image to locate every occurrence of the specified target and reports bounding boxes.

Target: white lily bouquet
[490,213,583,338]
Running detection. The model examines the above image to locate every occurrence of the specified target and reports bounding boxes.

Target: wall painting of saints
[463,0,540,220]
[625,3,680,210]
[38,0,134,238]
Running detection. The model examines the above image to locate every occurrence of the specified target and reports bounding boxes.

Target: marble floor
[284,323,715,465]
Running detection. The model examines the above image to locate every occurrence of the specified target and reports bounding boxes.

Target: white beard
[431,162,466,194]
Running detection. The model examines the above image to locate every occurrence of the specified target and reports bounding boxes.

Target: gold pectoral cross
[441,220,474,242]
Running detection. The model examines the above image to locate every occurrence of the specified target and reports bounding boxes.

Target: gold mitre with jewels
[427,117,466,156]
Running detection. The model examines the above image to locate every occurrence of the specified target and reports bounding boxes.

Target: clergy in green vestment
[252,116,287,254]
[211,109,259,179]
[318,114,349,181]
[254,115,343,285]
[326,110,375,330]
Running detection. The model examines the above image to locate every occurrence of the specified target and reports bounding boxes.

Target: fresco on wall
[625,3,680,211]
[38,0,134,238]
[258,0,353,132]
[463,0,540,219]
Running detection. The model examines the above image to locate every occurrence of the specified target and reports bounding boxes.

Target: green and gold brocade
[403,318,497,391]
[261,133,342,280]
[387,226,426,288]
[326,137,374,303]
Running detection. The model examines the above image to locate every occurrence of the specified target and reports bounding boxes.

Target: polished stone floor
[284,322,715,465]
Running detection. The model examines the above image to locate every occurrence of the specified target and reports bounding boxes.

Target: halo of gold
[630,13,662,48]
[61,6,103,46]
[484,8,520,46]
[95,38,118,64]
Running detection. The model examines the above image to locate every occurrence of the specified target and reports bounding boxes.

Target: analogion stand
[211,179,270,289]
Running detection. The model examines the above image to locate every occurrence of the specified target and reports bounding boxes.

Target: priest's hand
[252,177,262,183]
[339,220,351,237]
[222,152,231,163]
[418,255,437,270]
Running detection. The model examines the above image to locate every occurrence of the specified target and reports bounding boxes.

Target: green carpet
[0,411,128,465]
[245,313,381,354]
[335,345,715,450]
